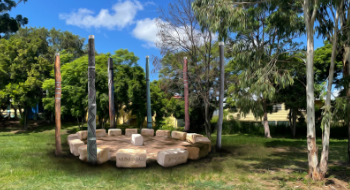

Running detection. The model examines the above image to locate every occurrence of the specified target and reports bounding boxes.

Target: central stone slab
[132,134,143,146]
[116,149,147,168]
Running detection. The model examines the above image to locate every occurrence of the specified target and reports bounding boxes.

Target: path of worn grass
[0,123,349,190]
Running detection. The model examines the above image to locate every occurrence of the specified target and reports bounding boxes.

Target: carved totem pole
[216,42,225,151]
[183,57,190,132]
[146,56,152,129]
[54,53,62,156]
[108,57,116,128]
[87,35,97,164]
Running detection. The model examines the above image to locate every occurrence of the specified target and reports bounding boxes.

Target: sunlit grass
[0,123,348,189]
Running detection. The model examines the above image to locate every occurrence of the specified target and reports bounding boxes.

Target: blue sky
[9,0,337,97]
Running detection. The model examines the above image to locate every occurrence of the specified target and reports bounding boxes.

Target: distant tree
[0,0,29,38]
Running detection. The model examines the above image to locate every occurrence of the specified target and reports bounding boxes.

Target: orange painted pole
[54,53,62,156]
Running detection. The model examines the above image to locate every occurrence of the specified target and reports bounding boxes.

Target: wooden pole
[146,56,152,129]
[54,53,62,156]
[87,35,97,164]
[108,57,115,128]
[183,57,190,132]
[216,42,225,151]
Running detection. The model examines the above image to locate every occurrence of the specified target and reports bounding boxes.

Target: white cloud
[144,1,156,6]
[132,18,160,48]
[59,0,143,30]
[132,18,218,49]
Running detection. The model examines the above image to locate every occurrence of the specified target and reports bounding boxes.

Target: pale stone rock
[195,137,212,152]
[183,143,209,160]
[157,148,188,167]
[171,131,187,141]
[67,134,79,141]
[116,149,147,168]
[186,133,204,143]
[156,130,170,137]
[132,134,143,146]
[76,130,87,140]
[125,128,138,136]
[141,128,154,136]
[108,128,122,136]
[78,146,110,164]
[68,139,85,156]
[96,129,107,137]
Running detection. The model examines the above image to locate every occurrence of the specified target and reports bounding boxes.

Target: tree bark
[14,107,17,119]
[262,100,271,138]
[216,41,225,151]
[292,108,297,138]
[303,0,322,180]
[319,1,341,176]
[108,57,116,129]
[204,101,212,138]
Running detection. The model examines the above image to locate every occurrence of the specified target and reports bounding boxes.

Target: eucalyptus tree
[153,0,218,138]
[193,0,304,138]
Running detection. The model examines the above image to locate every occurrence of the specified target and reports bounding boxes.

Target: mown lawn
[0,122,349,190]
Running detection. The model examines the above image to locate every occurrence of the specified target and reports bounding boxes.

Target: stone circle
[68,129,211,168]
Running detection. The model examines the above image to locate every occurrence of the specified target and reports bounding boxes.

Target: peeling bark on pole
[183,57,190,132]
[146,56,152,129]
[108,57,115,129]
[87,35,97,164]
[216,42,225,151]
[54,53,62,156]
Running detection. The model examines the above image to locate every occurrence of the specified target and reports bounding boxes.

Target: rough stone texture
[108,128,122,136]
[76,130,87,140]
[186,133,204,144]
[183,143,209,160]
[69,139,85,156]
[125,128,138,136]
[156,130,170,137]
[78,145,110,164]
[141,128,154,136]
[132,134,143,146]
[116,149,147,168]
[195,137,212,152]
[171,131,187,141]
[157,148,188,167]
[96,129,107,137]
[67,134,79,141]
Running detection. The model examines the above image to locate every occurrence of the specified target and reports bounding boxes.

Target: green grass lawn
[0,122,349,190]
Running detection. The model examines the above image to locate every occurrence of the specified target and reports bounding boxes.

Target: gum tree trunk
[292,108,297,138]
[303,0,322,180]
[54,53,62,156]
[319,3,340,175]
[87,35,97,164]
[262,100,271,138]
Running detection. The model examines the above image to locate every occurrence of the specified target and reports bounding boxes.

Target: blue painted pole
[146,56,152,129]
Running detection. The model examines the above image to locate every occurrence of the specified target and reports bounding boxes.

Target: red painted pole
[184,57,190,132]
[54,53,62,156]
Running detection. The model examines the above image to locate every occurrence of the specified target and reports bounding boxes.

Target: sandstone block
[132,134,143,146]
[116,149,147,168]
[68,139,85,156]
[67,134,79,141]
[186,133,204,143]
[157,148,188,167]
[195,137,212,152]
[171,131,187,141]
[78,146,110,164]
[125,128,138,136]
[156,130,170,137]
[141,128,154,136]
[96,129,107,137]
[76,130,87,140]
[108,128,122,136]
[183,143,209,160]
